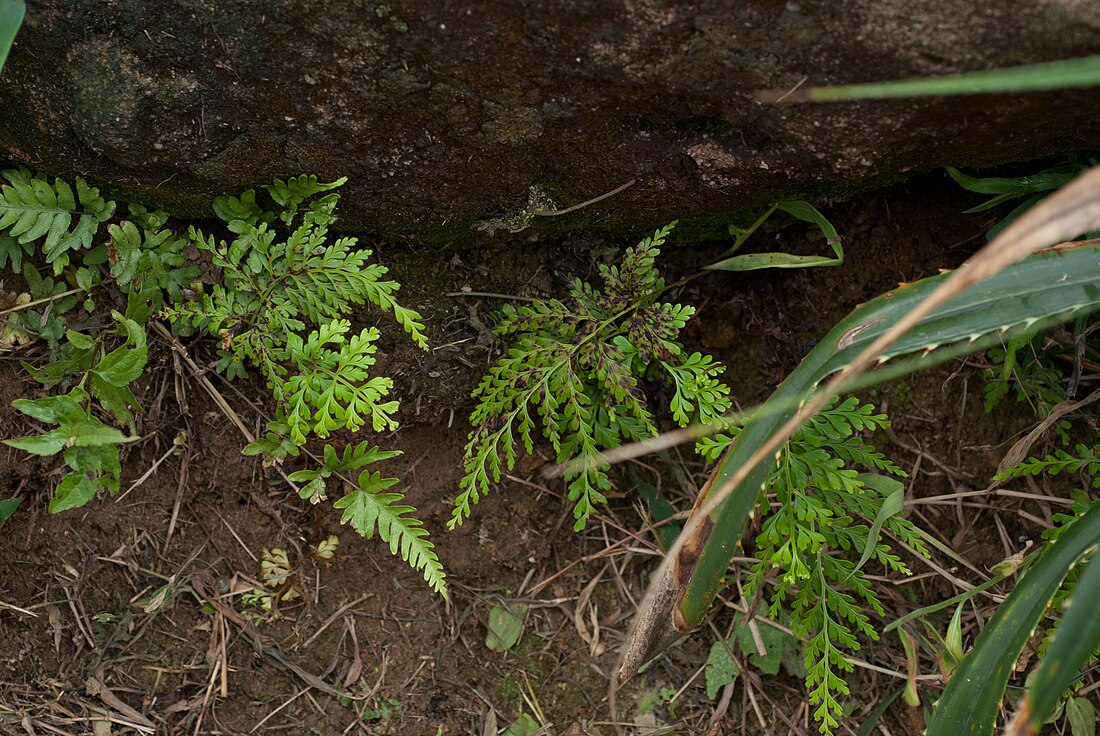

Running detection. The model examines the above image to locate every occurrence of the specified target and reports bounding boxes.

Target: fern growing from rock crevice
[455,222,733,531]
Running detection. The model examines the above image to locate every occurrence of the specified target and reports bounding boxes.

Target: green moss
[107,181,215,220]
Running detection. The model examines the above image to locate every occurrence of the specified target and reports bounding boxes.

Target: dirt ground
[0,171,1082,735]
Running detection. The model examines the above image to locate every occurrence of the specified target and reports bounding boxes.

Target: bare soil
[0,172,1077,735]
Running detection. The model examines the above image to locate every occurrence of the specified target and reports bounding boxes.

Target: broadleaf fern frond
[0,169,116,274]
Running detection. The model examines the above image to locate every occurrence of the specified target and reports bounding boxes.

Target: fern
[996,444,1100,485]
[278,320,399,445]
[455,222,733,531]
[163,179,427,442]
[287,441,446,595]
[107,210,200,302]
[0,168,115,274]
[709,397,925,735]
[0,169,445,596]
[163,177,443,595]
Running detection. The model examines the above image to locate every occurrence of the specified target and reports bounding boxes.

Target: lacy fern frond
[160,177,442,594]
[739,397,924,735]
[0,168,115,274]
[996,443,1100,484]
[455,222,733,531]
[278,320,398,444]
[164,212,428,368]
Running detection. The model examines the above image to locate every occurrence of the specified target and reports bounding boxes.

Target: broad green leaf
[637,482,680,550]
[49,471,96,512]
[10,394,83,423]
[90,374,140,426]
[946,166,1073,198]
[0,0,24,73]
[1066,698,1096,736]
[501,713,539,736]
[67,420,135,447]
[297,477,326,504]
[287,468,321,483]
[94,342,148,387]
[65,330,95,350]
[705,639,741,699]
[734,619,804,677]
[0,496,20,522]
[485,601,527,652]
[3,429,68,456]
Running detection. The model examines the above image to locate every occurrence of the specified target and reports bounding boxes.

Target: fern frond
[108,220,200,301]
[996,444,1100,484]
[212,188,269,226]
[0,169,116,274]
[333,471,447,596]
[458,221,734,529]
[278,320,398,444]
[264,174,347,224]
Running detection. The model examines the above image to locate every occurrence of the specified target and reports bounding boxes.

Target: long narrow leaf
[708,200,843,272]
[1005,548,1100,734]
[926,502,1100,736]
[0,1,24,73]
[761,55,1100,103]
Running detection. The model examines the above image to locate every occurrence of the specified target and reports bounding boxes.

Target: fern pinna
[454,222,732,531]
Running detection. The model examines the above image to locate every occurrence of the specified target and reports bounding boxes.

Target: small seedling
[313,534,340,561]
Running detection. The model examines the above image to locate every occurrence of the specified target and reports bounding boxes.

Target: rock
[1,1,1098,235]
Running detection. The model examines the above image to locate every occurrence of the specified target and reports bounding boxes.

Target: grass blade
[1005,548,1100,734]
[927,502,1100,736]
[0,0,23,73]
[761,55,1100,103]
